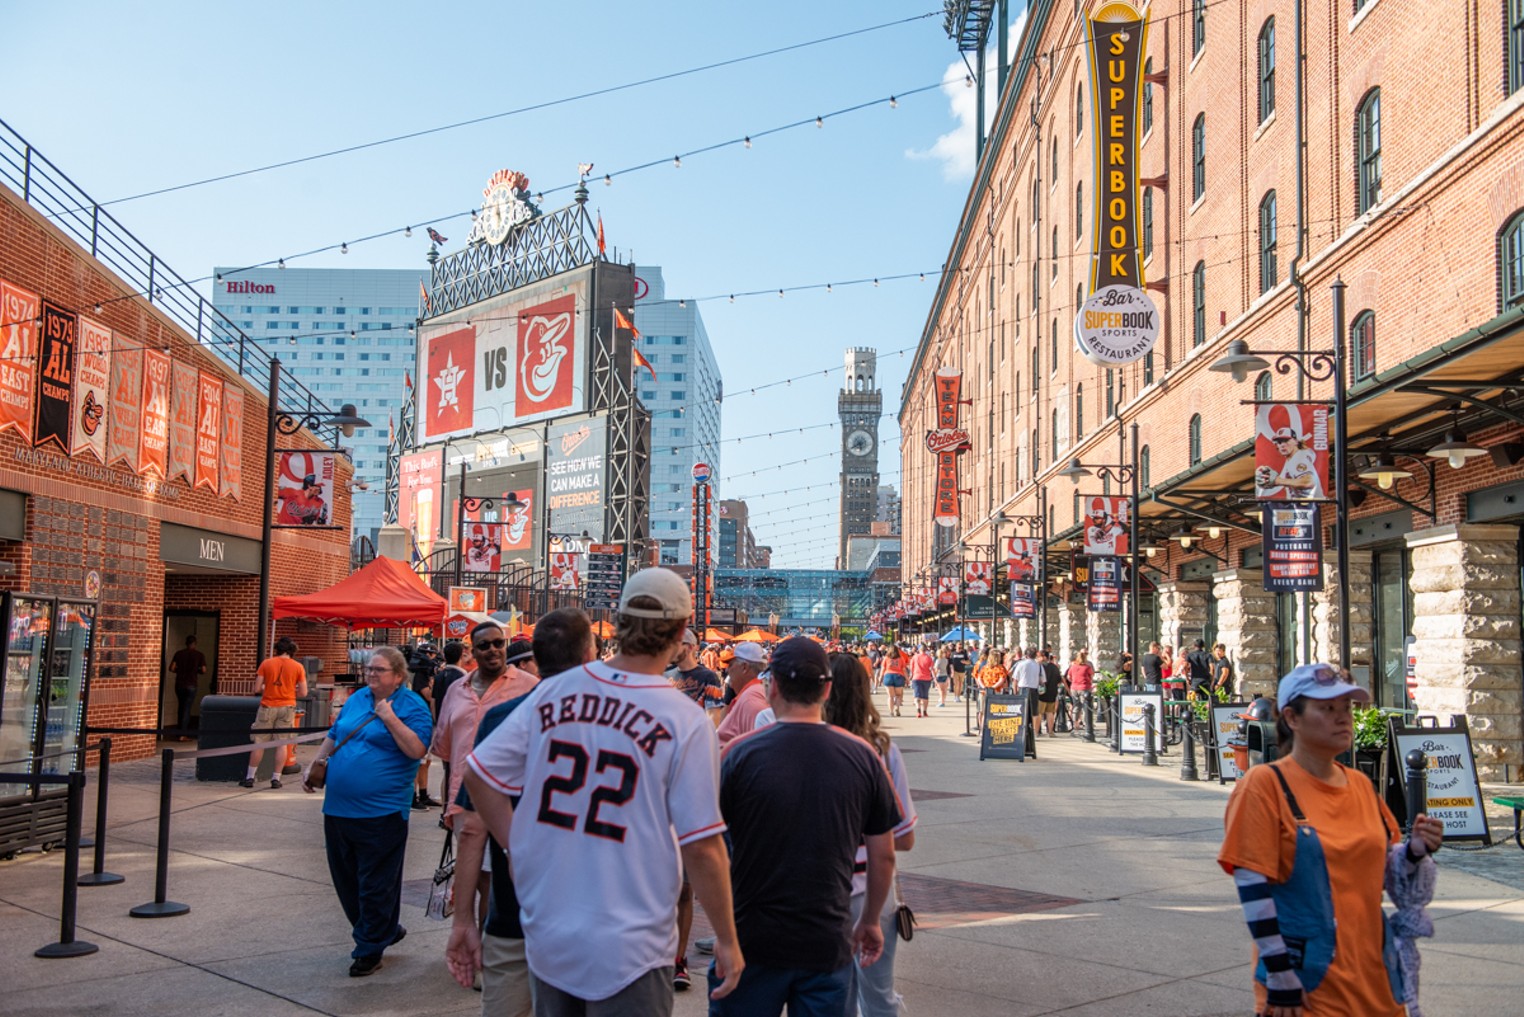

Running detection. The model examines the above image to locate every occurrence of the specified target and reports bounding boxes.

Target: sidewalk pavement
[1,695,1521,1017]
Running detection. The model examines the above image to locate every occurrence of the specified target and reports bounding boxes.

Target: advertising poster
[167,360,200,484]
[936,575,959,606]
[138,348,171,477]
[963,561,993,597]
[70,315,110,463]
[274,450,335,526]
[549,552,581,591]
[547,416,607,540]
[1263,501,1324,592]
[1010,581,1037,619]
[1212,703,1249,782]
[461,522,503,573]
[1255,403,1331,500]
[220,383,244,501]
[978,693,1027,762]
[398,448,444,549]
[1391,723,1490,841]
[1082,496,1130,555]
[1118,690,1163,755]
[1005,537,1041,582]
[502,490,534,552]
[33,301,77,453]
[194,372,222,492]
[106,332,143,469]
[0,281,40,441]
[1087,556,1123,612]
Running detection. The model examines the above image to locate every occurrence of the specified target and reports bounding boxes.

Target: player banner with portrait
[461,522,503,573]
[936,575,959,606]
[549,552,581,591]
[1005,536,1042,582]
[1082,496,1130,555]
[1262,501,1324,592]
[963,561,993,597]
[274,450,336,527]
[1255,403,1330,501]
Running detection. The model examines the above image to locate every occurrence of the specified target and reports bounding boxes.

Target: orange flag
[613,307,641,339]
[597,213,607,255]
[632,346,657,384]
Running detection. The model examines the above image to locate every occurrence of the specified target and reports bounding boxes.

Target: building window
[1076,182,1084,239]
[1192,261,1207,346]
[1351,311,1376,379]
[1189,414,1203,465]
[1501,210,1524,310]
[1051,226,1059,278]
[1144,351,1155,385]
[1259,190,1278,294]
[1512,0,1524,94]
[1076,82,1084,135]
[1032,346,1040,389]
[1255,371,1273,402]
[1032,426,1040,473]
[1105,369,1115,417]
[1075,384,1084,438]
[1139,445,1150,488]
[1051,407,1061,455]
[1356,88,1382,214]
[1051,136,1058,182]
[1142,188,1154,260]
[1192,114,1206,201]
[1193,0,1206,55]
[1142,59,1153,134]
[1258,17,1276,123]
[1050,319,1058,372]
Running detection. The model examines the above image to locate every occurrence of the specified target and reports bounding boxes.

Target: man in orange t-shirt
[244,636,308,789]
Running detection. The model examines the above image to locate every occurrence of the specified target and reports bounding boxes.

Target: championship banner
[1255,403,1331,500]
[1087,556,1123,612]
[1074,2,1158,367]
[194,372,222,492]
[0,281,40,441]
[549,552,581,591]
[1262,501,1324,592]
[139,348,171,476]
[107,332,143,469]
[1010,581,1037,619]
[71,314,111,463]
[461,522,503,573]
[963,561,993,597]
[1005,536,1042,582]
[33,301,77,454]
[936,575,959,606]
[502,490,534,552]
[926,367,971,528]
[220,383,244,501]
[1082,495,1131,555]
[167,360,199,484]
[274,450,335,526]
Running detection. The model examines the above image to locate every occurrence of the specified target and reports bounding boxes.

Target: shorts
[934,673,949,684]
[882,673,906,688]
[251,704,295,742]
[1038,699,1058,715]
[911,679,932,700]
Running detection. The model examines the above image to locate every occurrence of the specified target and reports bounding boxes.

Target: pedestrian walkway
[1,705,1521,1016]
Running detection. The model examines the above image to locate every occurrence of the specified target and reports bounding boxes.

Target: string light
[674,155,682,168]
[604,174,612,186]
[743,136,752,148]
[404,226,412,237]
[815,116,824,128]
[340,242,348,254]
[889,95,898,108]
[278,258,286,269]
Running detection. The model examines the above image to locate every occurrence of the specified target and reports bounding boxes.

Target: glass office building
[210,266,427,545]
[713,569,886,628]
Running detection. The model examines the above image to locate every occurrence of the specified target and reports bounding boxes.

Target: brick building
[0,133,352,765]
[901,2,1524,777]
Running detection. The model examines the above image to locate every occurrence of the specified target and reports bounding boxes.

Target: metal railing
[0,119,332,429]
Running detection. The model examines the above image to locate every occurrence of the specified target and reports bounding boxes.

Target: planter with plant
[1093,671,1121,701]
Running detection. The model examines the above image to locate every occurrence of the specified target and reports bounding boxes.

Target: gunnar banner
[1255,403,1331,501]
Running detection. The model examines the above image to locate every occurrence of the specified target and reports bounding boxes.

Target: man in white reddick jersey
[464,567,742,1015]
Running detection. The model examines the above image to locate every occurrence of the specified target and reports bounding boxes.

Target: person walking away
[169,634,206,740]
[1065,649,1095,727]
[1219,664,1442,1016]
[1037,650,1063,736]
[1140,642,1165,688]
[462,568,743,1014]
[909,643,935,718]
[878,643,909,718]
[1011,647,1044,733]
[1162,646,1189,701]
[245,636,307,788]
[823,652,917,1017]
[717,642,770,744]
[668,626,724,991]
[1186,639,1214,698]
[1211,643,1236,699]
[303,647,432,976]
[949,643,970,700]
[447,609,597,1017]
[712,638,899,1016]
[933,646,951,707]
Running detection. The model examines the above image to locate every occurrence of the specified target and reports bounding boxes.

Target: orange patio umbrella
[593,619,615,637]
[735,628,782,643]
[703,627,731,642]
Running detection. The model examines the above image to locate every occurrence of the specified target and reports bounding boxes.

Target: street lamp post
[256,357,371,660]
[1001,503,1046,650]
[1208,278,1351,669]
[1058,420,1143,667]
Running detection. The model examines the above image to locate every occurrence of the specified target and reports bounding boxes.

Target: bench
[1497,796,1524,850]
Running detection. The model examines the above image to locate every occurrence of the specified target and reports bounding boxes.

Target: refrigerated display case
[0,592,96,856]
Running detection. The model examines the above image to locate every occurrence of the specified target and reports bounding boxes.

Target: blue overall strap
[1253,762,1339,995]
[1267,762,1306,822]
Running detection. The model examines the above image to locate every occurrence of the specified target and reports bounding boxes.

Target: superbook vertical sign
[1074,2,1159,367]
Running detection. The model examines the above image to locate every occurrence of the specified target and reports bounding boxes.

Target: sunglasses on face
[475,638,507,651]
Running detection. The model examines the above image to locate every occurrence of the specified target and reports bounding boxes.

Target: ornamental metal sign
[467,169,542,246]
[928,367,971,528]
[1074,2,1158,367]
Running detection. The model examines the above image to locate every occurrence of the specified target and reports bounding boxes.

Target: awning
[272,556,447,629]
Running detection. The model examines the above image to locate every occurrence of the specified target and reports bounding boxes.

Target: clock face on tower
[846,429,874,457]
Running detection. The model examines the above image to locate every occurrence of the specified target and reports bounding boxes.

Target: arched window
[1193,0,1206,55]
[1052,407,1061,455]
[1511,0,1524,94]
[1142,188,1154,260]
[1105,369,1115,418]
[1051,136,1058,182]
[1076,284,1083,317]
[1076,181,1084,239]
[1076,81,1084,135]
[1000,245,1007,287]
[1075,384,1085,438]
[1051,226,1059,278]
[1032,176,1040,211]
[1189,414,1203,465]
[1139,445,1151,488]
[1499,210,1524,311]
[1255,371,1273,402]
[1258,18,1276,123]
[1356,88,1382,214]
[1352,310,1376,379]
[1032,426,1040,473]
[1192,261,1207,346]
[1032,345,1040,389]
[1142,58,1154,134]
[1050,319,1058,371]
[1192,114,1207,201]
[1259,190,1278,294]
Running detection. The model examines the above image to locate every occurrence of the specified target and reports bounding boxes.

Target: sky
[4,1,1026,567]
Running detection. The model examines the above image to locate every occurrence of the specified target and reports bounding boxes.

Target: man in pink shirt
[910,643,936,718]
[716,642,769,745]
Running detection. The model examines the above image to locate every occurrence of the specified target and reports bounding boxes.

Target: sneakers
[239,778,255,788]
[695,936,715,955]
[673,957,691,992]
[412,793,430,811]
[419,792,442,807]
[349,955,383,977]
[270,778,282,790]
[391,925,407,946]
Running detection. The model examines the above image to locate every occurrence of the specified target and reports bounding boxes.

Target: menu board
[584,544,626,612]
[1390,718,1491,843]
[979,693,1027,762]
[1211,703,1249,783]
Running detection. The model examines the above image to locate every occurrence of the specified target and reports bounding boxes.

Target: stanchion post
[130,748,189,918]
[78,737,123,887]
[1404,749,1427,834]
[1083,691,1096,743]
[1142,703,1159,766]
[961,684,977,738]
[1055,688,1072,734]
[35,771,98,958]
[1179,708,1200,781]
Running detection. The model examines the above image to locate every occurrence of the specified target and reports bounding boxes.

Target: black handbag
[894,876,916,941]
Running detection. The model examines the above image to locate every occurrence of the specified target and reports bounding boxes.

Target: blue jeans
[707,960,851,1017]
[846,894,902,1016]
[323,812,408,958]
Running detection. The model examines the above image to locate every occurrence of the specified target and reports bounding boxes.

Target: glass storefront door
[0,595,54,800]
[1372,548,1412,709]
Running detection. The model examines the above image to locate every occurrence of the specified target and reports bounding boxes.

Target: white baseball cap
[617,567,693,620]
[731,642,768,665]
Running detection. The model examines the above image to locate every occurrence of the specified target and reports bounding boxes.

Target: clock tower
[838,347,882,569]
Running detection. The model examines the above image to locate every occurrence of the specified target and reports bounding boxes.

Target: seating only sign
[1117,690,1163,756]
[1391,718,1491,843]
[1212,703,1249,783]
[979,693,1027,762]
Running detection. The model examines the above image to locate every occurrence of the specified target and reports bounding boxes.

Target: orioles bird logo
[80,390,105,436]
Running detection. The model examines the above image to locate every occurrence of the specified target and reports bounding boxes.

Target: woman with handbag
[1219,664,1443,1017]
[826,653,918,1017]
[303,646,434,977]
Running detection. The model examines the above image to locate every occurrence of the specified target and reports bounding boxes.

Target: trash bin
[195,695,260,782]
[306,687,333,731]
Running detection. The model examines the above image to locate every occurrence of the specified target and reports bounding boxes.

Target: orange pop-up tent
[272,556,448,630]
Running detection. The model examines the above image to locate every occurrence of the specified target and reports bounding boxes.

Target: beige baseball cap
[617,567,693,620]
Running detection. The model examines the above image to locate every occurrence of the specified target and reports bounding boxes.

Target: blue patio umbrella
[863,629,885,641]
[940,625,981,642]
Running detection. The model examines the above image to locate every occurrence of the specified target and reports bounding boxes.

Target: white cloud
[906,9,1029,182]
